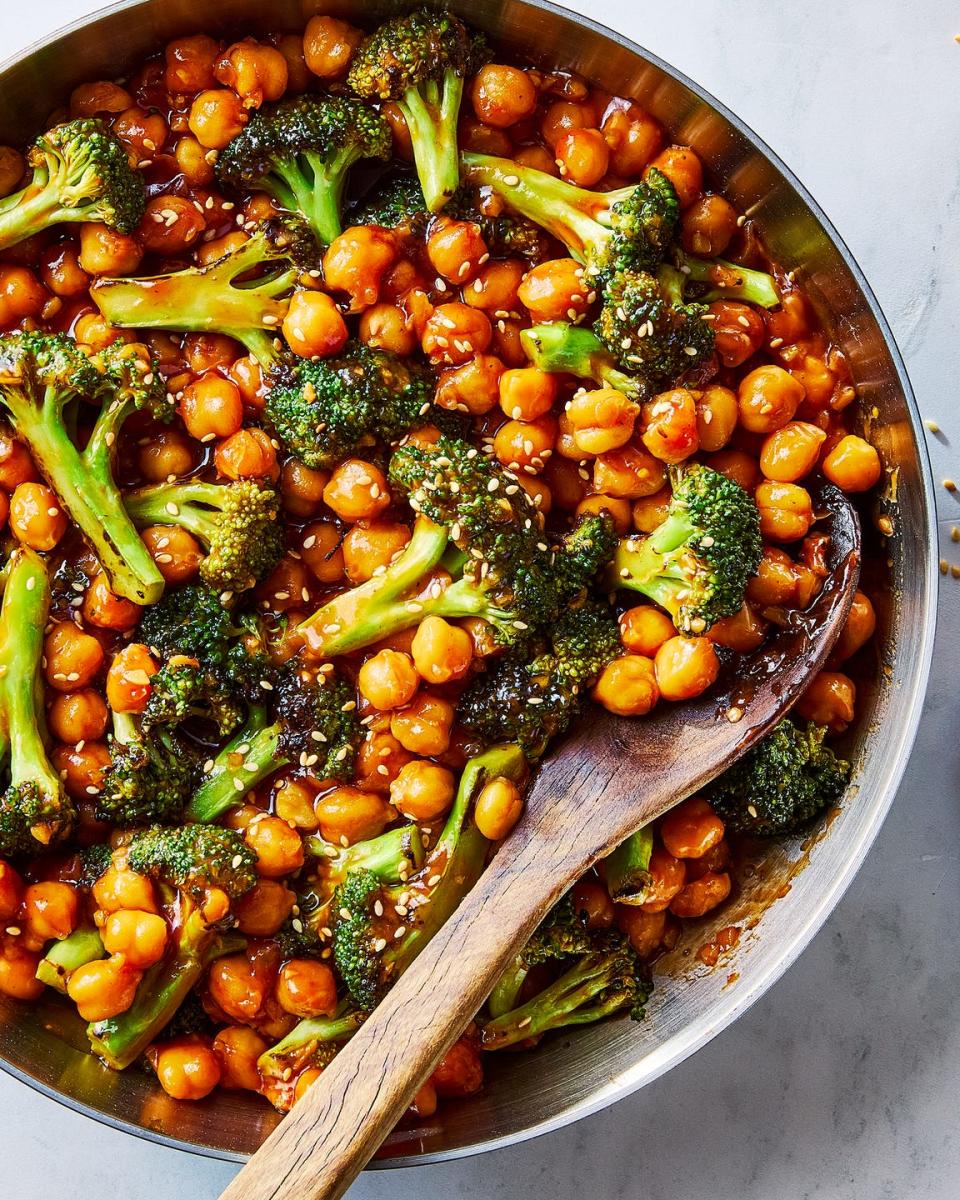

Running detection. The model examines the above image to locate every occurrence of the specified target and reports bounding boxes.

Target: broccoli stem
[184,708,281,824]
[520,323,646,400]
[257,1006,363,1079]
[36,926,105,993]
[487,958,530,1020]
[306,824,425,882]
[604,827,654,905]
[681,255,781,308]
[0,186,75,250]
[611,510,697,613]
[124,479,225,543]
[400,71,464,212]
[272,149,354,246]
[0,390,163,604]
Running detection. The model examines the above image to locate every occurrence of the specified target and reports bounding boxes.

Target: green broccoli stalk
[457,599,621,760]
[35,926,105,993]
[0,118,145,251]
[481,929,651,1050]
[612,463,762,634]
[124,478,283,594]
[185,667,361,823]
[0,334,172,604]
[97,710,199,827]
[256,1005,364,1109]
[332,744,527,1012]
[298,438,616,658]
[462,153,679,276]
[520,322,645,399]
[90,220,315,369]
[264,342,437,469]
[348,9,486,212]
[0,548,76,858]
[679,254,781,308]
[126,824,258,898]
[707,718,850,835]
[217,96,391,246]
[603,827,654,905]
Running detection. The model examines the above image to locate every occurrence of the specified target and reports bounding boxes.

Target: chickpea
[40,242,90,298]
[21,881,79,943]
[474,777,524,840]
[53,742,111,800]
[756,480,814,542]
[498,367,556,422]
[670,871,731,918]
[593,443,666,499]
[513,144,559,175]
[660,796,725,860]
[44,622,105,691]
[822,434,882,493]
[174,135,216,186]
[681,193,738,256]
[301,521,345,583]
[427,218,489,285]
[234,879,296,936]
[409,1081,439,1120]
[274,778,321,831]
[464,259,525,314]
[359,302,416,356]
[706,448,761,492]
[708,300,766,368]
[323,226,397,311]
[46,691,106,747]
[314,786,391,845]
[567,388,639,455]
[390,693,455,757]
[358,649,419,711]
[556,128,610,187]
[188,89,248,149]
[492,415,557,473]
[389,760,455,821]
[245,814,305,878]
[0,938,44,1001]
[410,615,473,684]
[541,99,593,149]
[141,525,203,585]
[303,15,363,79]
[93,863,157,914]
[708,602,767,653]
[137,428,195,481]
[471,64,537,127]
[343,522,410,585]
[0,147,24,199]
[354,730,412,794]
[111,106,167,159]
[646,145,702,208]
[619,606,675,657]
[576,493,632,533]
[568,879,615,929]
[73,313,134,352]
[139,195,206,255]
[831,591,877,664]
[215,427,278,481]
[9,481,67,549]
[431,1038,483,1097]
[632,488,671,533]
[67,956,141,1021]
[617,905,666,958]
[283,290,348,359]
[271,958,337,1020]
[592,654,659,716]
[215,40,288,107]
[165,34,219,94]
[197,230,251,267]
[70,80,132,118]
[543,456,586,511]
[601,101,662,177]
[459,117,513,157]
[214,1026,269,1091]
[760,421,826,482]
[491,318,528,368]
[517,258,592,323]
[0,264,47,323]
[101,909,168,968]
[639,846,687,913]
[794,671,856,733]
[82,574,141,631]
[436,355,504,416]
[179,374,243,441]
[185,333,242,374]
[654,636,720,701]
[738,364,804,434]
[154,1038,222,1101]
[695,385,738,452]
[747,547,817,610]
[422,302,492,365]
[78,223,143,276]
[0,863,23,922]
[106,643,158,713]
[641,389,699,463]
[323,459,391,522]
[0,431,37,489]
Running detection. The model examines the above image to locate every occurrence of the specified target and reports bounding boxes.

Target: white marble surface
[1,2,958,1197]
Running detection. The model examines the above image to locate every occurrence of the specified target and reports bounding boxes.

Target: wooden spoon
[221,480,860,1200]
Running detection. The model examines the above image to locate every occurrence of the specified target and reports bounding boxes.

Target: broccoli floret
[124,478,283,594]
[77,843,112,888]
[137,582,238,667]
[97,710,198,827]
[0,118,145,251]
[487,894,594,1017]
[264,342,437,469]
[185,667,362,824]
[458,598,621,760]
[708,718,850,835]
[257,1006,364,1110]
[0,548,75,859]
[126,824,258,898]
[353,173,430,236]
[299,439,612,658]
[141,658,246,738]
[462,153,678,277]
[91,219,316,369]
[217,95,391,246]
[481,927,651,1050]
[332,744,526,1011]
[612,463,762,633]
[0,333,172,604]
[348,9,486,212]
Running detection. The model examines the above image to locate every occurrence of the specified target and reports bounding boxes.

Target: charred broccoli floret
[97,710,198,827]
[348,9,486,212]
[299,438,614,659]
[707,718,851,835]
[126,824,258,899]
[264,342,437,469]
[458,599,621,760]
[91,219,315,369]
[0,118,145,251]
[217,95,390,246]
[124,478,283,594]
[0,334,172,604]
[0,549,75,858]
[612,463,762,633]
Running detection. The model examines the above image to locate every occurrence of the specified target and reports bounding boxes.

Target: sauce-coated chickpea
[567,388,639,455]
[141,525,204,585]
[738,364,804,433]
[47,689,108,744]
[358,649,419,711]
[641,389,699,463]
[314,786,391,845]
[654,636,720,701]
[464,259,525,314]
[593,443,666,498]
[681,193,739,256]
[359,302,416,356]
[139,195,206,255]
[188,89,248,149]
[556,128,610,187]
[71,81,132,118]
[301,521,345,583]
[303,15,363,79]
[323,458,391,522]
[39,242,90,298]
[355,730,412,793]
[592,654,660,716]
[234,879,296,936]
[421,303,492,365]
[244,814,305,878]
[756,480,814,542]
[214,1026,269,1091]
[830,591,876,664]
[106,643,158,713]
[9,481,67,549]
[632,488,671,533]
[274,778,321,831]
[708,300,766,368]
[101,909,168,968]
[390,760,456,821]
[137,429,195,481]
[283,290,348,359]
[165,34,218,94]
[706,448,761,493]
[0,431,37,489]
[323,226,397,311]
[153,1038,222,1101]
[67,956,141,1021]
[759,421,826,482]
[411,614,473,684]
[670,870,731,918]
[695,385,738,452]
[184,334,241,374]
[645,145,702,208]
[541,99,593,148]
[343,521,410,584]
[207,952,269,1021]
[215,427,278,481]
[78,223,143,276]
[21,881,79,943]
[639,846,687,913]
[44,622,105,691]
[82,573,141,631]
[601,101,662,177]
[175,135,216,186]
[794,671,856,733]
[390,692,455,756]
[474,777,524,840]
[619,606,675,657]
[517,258,592,323]
[822,435,882,493]
[0,938,44,1001]
[276,959,338,1019]
[93,863,157,914]
[493,415,557,473]
[180,374,244,440]
[436,354,504,415]
[499,367,556,421]
[660,796,725,859]
[616,905,666,958]
[471,64,537,127]
[52,740,110,800]
[215,40,288,107]
[431,1038,484,1097]
[708,602,767,653]
[427,218,489,285]
[0,264,46,323]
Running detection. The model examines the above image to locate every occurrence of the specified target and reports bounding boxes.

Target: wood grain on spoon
[221,481,860,1200]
